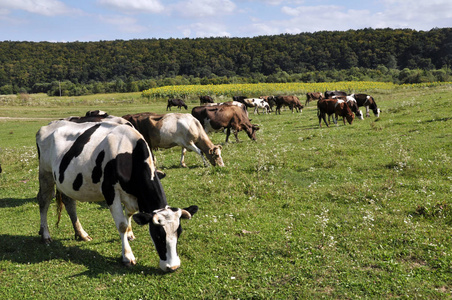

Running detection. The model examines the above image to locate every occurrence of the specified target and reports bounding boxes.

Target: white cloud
[0,0,78,16]
[171,0,236,18]
[99,15,147,33]
[376,0,452,28]
[98,0,165,14]
[244,22,281,36]
[181,22,231,37]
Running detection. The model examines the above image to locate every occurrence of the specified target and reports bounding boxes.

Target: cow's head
[343,103,355,125]
[133,205,198,272]
[367,96,381,117]
[207,145,224,167]
[246,124,260,141]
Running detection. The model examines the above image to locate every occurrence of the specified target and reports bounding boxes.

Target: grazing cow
[64,110,131,125]
[259,96,276,112]
[305,92,324,106]
[350,94,380,117]
[167,98,188,111]
[232,96,247,103]
[122,112,224,168]
[325,90,347,99]
[344,96,364,120]
[36,120,198,271]
[243,98,270,114]
[332,95,364,120]
[199,95,214,105]
[317,98,354,127]
[191,105,259,143]
[204,101,248,116]
[274,95,304,114]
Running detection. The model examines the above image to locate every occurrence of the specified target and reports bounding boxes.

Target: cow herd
[34,90,379,272]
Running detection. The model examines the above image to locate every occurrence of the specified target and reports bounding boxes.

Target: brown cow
[122,112,224,168]
[167,98,188,111]
[274,95,304,114]
[305,92,324,106]
[199,95,214,105]
[191,105,259,143]
[325,90,347,98]
[317,98,354,127]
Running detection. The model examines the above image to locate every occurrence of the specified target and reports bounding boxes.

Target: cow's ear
[182,205,198,219]
[133,212,153,225]
[156,170,166,179]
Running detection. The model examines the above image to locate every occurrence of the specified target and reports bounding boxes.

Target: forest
[0,27,451,96]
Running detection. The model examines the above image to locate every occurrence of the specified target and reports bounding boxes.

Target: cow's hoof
[41,237,52,244]
[123,259,136,267]
[76,234,93,242]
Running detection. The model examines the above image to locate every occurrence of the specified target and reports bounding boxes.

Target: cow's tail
[55,190,64,227]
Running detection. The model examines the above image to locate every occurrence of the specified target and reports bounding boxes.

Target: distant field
[0,84,451,299]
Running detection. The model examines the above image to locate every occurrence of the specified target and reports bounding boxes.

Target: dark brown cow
[232,96,247,103]
[325,90,347,99]
[331,96,364,120]
[199,95,214,105]
[350,94,380,117]
[167,98,187,111]
[305,92,324,106]
[317,98,354,127]
[260,96,276,112]
[64,110,131,125]
[274,95,304,114]
[191,105,259,143]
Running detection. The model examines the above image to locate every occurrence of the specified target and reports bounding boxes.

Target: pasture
[0,85,451,299]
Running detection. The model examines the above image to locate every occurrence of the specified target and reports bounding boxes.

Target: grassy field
[0,85,451,299]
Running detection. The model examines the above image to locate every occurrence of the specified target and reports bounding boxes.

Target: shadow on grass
[0,197,36,208]
[0,234,164,277]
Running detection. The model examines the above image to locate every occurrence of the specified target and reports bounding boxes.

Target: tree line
[1,27,451,96]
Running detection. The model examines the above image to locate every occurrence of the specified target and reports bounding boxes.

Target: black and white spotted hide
[36,120,198,271]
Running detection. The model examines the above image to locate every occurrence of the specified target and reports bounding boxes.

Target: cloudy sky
[0,0,451,42]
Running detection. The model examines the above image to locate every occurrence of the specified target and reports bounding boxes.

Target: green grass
[1,86,451,299]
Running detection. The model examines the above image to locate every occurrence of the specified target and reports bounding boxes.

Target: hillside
[1,28,451,95]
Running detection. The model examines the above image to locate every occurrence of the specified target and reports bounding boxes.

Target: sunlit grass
[0,84,451,298]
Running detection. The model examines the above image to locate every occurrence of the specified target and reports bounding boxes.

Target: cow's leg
[233,128,240,142]
[184,143,208,167]
[109,194,136,266]
[124,209,136,241]
[365,106,370,117]
[60,193,92,241]
[225,127,231,143]
[37,170,55,243]
[180,147,188,168]
[322,112,329,128]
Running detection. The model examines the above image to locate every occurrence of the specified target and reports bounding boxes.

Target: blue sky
[1,0,451,42]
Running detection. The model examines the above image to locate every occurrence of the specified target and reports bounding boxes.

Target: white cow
[122,112,224,168]
[36,119,198,271]
[243,98,270,114]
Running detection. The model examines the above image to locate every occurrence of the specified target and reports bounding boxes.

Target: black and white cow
[36,119,198,272]
[350,93,380,117]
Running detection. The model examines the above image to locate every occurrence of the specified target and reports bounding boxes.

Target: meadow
[0,83,451,299]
